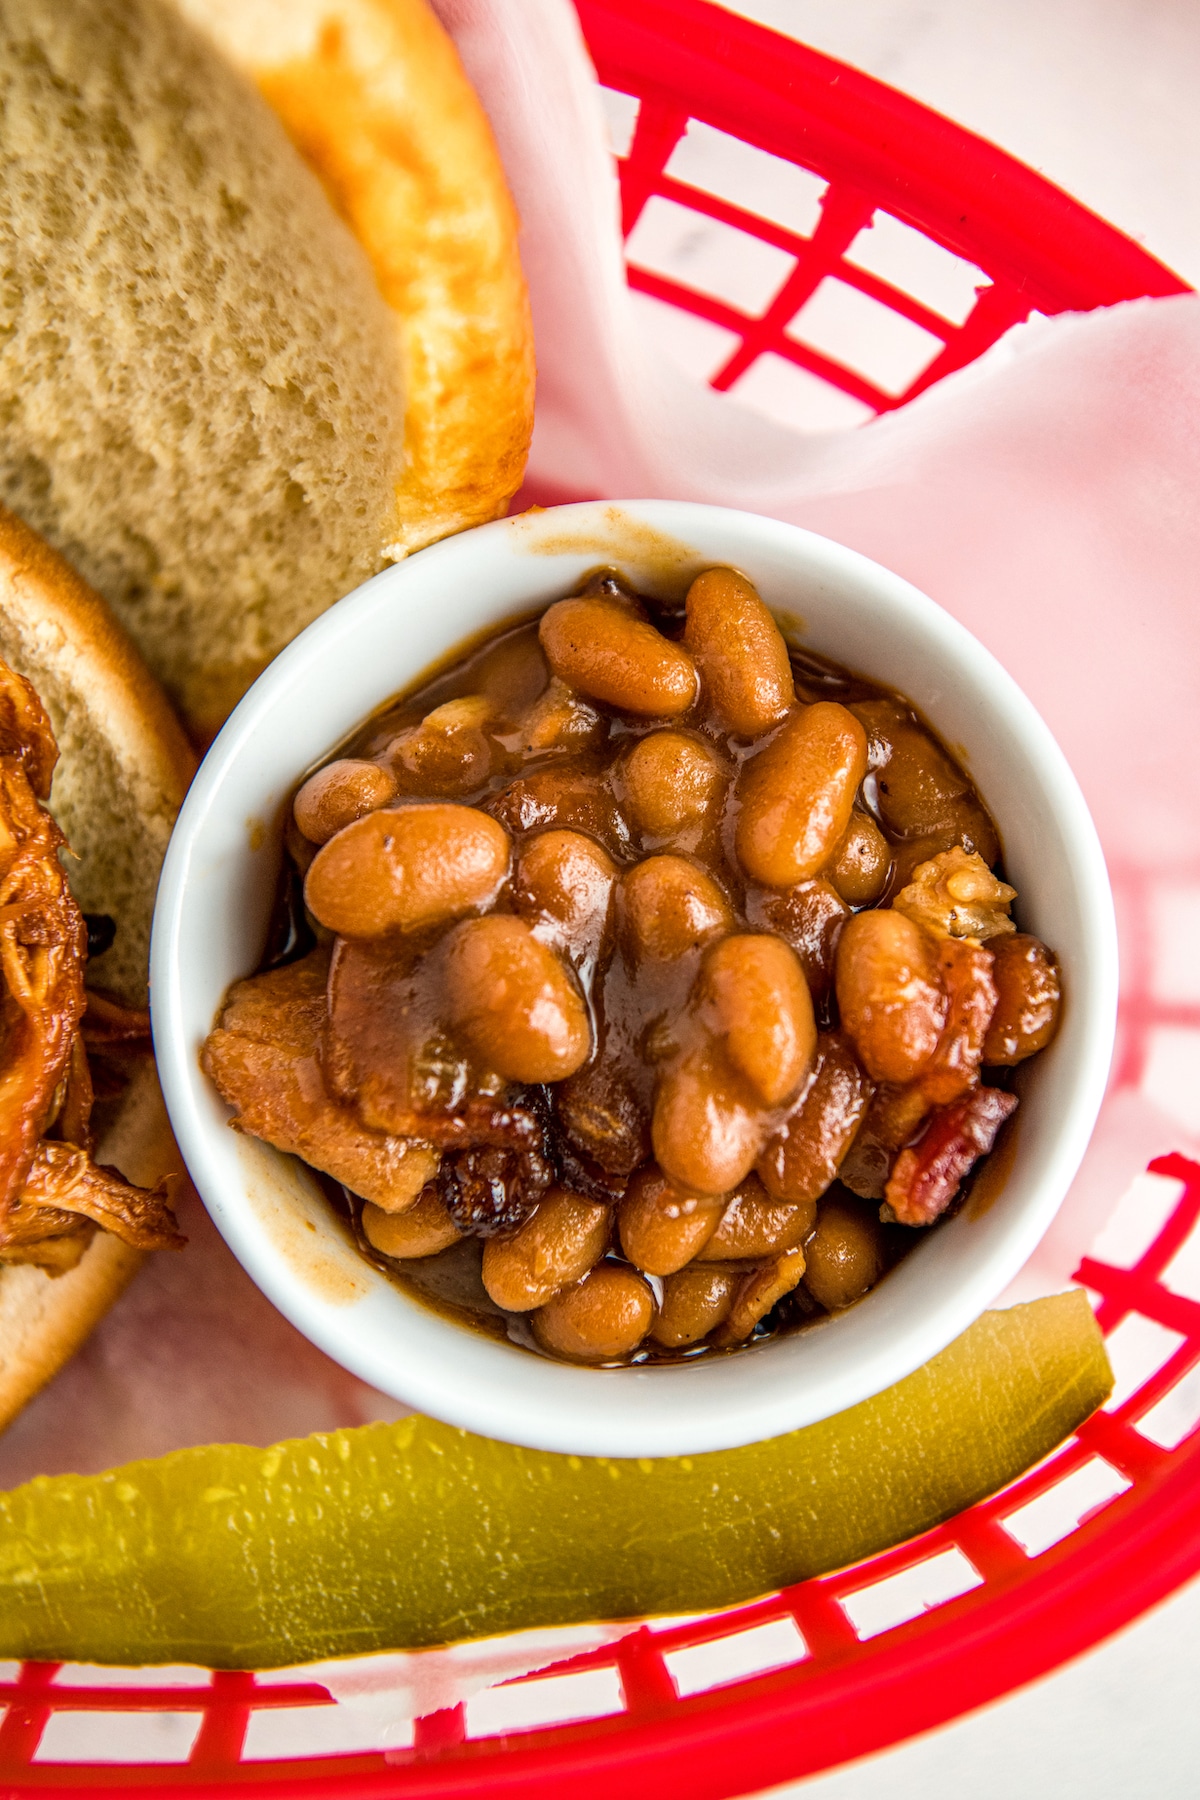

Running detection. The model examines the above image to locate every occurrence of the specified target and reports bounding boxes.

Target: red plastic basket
[2,3,1195,1794]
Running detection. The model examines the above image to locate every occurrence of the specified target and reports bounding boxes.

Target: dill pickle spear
[0,1294,1110,1668]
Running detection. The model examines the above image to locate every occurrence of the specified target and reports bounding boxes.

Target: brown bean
[700,933,816,1105]
[872,723,964,834]
[850,698,910,769]
[481,1188,611,1311]
[652,1042,762,1196]
[983,933,1062,1064]
[443,915,592,1083]
[888,829,963,894]
[305,804,510,937]
[683,567,793,738]
[713,1246,807,1344]
[835,909,947,1084]
[512,830,617,945]
[651,1266,739,1348]
[470,625,556,718]
[620,855,732,964]
[694,1174,813,1260]
[488,765,632,859]
[293,759,398,845]
[531,1263,655,1360]
[735,702,868,887]
[758,1032,873,1204]
[513,678,603,753]
[828,811,891,906]
[803,1195,886,1310]
[362,1186,461,1259]
[838,1082,933,1200]
[746,878,848,1002]
[622,731,726,846]
[618,1165,727,1275]
[390,695,495,796]
[539,597,698,717]
[872,721,999,862]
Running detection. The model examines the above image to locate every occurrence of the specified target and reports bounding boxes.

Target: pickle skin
[0,1293,1110,1668]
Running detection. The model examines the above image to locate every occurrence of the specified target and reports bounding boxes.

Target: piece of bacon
[885,1086,1018,1226]
[0,1205,94,1273]
[918,938,998,1108]
[203,952,440,1209]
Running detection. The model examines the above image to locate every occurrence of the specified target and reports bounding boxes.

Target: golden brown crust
[0,506,195,804]
[0,504,196,1003]
[181,0,535,555]
[0,1061,180,1433]
[0,1235,143,1434]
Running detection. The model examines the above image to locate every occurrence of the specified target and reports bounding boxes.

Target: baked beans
[206,566,1059,1368]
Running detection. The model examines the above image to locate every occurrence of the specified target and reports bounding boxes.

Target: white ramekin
[151,500,1117,1458]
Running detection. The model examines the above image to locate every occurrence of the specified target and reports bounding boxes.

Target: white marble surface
[712,3,1199,1793]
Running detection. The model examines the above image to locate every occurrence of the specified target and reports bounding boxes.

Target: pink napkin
[3,0,1199,1490]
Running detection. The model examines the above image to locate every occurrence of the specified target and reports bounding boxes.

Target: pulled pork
[0,661,181,1274]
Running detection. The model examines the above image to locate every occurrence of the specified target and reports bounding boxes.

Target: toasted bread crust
[0,1061,182,1435]
[0,504,195,1005]
[0,1237,144,1436]
[180,0,535,554]
[0,506,195,809]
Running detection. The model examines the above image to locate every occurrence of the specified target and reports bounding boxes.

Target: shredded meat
[82,988,152,1046]
[0,659,57,801]
[48,1034,95,1153]
[15,1140,183,1251]
[0,659,186,1269]
[0,665,87,1224]
[0,1206,94,1272]
[884,1086,1018,1225]
[203,951,439,1211]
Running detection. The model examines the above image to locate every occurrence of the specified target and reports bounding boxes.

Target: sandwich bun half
[0,506,195,1434]
[0,0,533,739]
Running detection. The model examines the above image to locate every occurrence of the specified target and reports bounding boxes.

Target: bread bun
[179,0,535,560]
[0,506,194,1433]
[0,0,532,739]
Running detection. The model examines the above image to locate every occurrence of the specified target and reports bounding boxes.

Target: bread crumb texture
[0,0,407,735]
[181,0,535,562]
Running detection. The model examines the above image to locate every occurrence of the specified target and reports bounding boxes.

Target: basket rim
[578,0,1190,314]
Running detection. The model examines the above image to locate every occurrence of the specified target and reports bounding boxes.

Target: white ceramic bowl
[151,500,1117,1458]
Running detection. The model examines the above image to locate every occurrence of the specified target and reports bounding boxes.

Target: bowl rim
[150,499,1118,1457]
